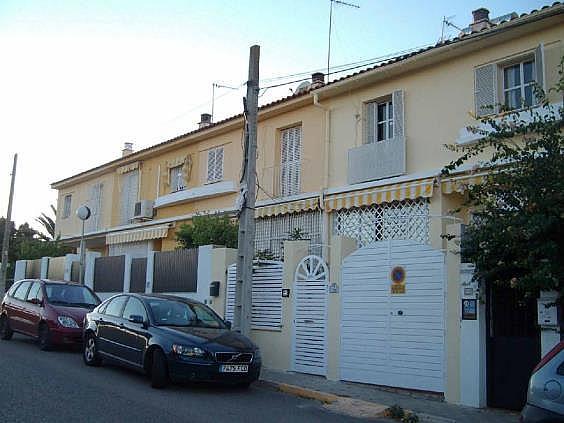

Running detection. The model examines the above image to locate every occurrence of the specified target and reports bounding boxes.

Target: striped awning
[106,224,170,245]
[442,174,486,194]
[324,178,435,212]
[255,197,319,218]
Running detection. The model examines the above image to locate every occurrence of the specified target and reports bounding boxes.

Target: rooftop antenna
[327,0,360,82]
[440,15,462,42]
[211,82,239,123]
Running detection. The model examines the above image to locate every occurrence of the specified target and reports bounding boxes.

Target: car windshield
[45,284,100,308]
[147,298,225,329]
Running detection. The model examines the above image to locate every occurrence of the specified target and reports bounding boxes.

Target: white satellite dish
[295,81,311,94]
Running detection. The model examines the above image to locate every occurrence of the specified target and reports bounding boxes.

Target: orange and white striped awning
[324,178,435,212]
[441,174,486,194]
[106,224,170,245]
[255,197,319,218]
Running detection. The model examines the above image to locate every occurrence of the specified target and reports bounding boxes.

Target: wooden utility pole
[0,154,18,297]
[234,45,260,336]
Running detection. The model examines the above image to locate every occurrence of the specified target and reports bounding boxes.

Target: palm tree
[36,205,56,241]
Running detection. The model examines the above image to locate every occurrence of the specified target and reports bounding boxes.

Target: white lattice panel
[255,210,322,259]
[333,199,429,246]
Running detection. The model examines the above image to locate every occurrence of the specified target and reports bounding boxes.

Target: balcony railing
[347,137,406,184]
[259,159,310,199]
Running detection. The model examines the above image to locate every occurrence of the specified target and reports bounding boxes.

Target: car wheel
[150,349,168,389]
[83,333,102,366]
[0,315,13,340]
[38,323,51,351]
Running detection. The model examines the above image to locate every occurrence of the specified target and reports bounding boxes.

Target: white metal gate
[292,255,328,376]
[225,261,283,330]
[340,240,445,392]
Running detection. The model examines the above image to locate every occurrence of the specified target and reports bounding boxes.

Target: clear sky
[0,0,549,230]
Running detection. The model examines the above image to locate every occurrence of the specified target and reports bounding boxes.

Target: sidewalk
[260,368,520,423]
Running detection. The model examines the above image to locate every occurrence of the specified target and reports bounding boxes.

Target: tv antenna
[440,15,462,42]
[327,0,360,82]
[211,82,239,122]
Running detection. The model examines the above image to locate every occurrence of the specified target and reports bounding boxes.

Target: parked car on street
[521,341,564,422]
[0,279,101,350]
[83,293,261,389]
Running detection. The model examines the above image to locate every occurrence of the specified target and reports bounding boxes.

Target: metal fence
[130,257,147,293]
[153,248,198,292]
[71,261,80,282]
[47,257,65,280]
[25,259,42,278]
[255,209,322,260]
[93,255,125,292]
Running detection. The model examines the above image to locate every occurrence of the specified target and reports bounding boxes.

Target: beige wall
[53,23,563,251]
[325,26,563,188]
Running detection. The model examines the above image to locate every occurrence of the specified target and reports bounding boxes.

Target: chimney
[122,142,134,157]
[470,8,491,32]
[311,72,325,89]
[198,113,212,129]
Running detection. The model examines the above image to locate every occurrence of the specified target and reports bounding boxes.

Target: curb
[259,380,339,404]
[259,379,456,423]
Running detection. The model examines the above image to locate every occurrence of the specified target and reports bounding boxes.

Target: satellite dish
[295,81,311,94]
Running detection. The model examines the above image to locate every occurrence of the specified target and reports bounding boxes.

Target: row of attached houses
[49,5,564,411]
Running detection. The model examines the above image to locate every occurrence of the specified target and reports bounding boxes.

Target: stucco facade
[49,4,563,408]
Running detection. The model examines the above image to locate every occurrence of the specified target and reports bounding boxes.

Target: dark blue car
[83,293,261,388]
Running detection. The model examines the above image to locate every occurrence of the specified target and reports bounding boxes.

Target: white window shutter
[365,102,375,144]
[392,90,404,139]
[474,64,497,117]
[535,43,545,93]
[216,147,224,181]
[207,149,215,182]
[280,126,301,196]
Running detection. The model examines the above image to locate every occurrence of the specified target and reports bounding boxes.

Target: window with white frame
[169,165,185,192]
[474,44,544,117]
[119,169,139,225]
[280,125,302,197]
[87,182,103,232]
[206,146,224,183]
[366,99,393,143]
[503,60,535,110]
[62,194,72,219]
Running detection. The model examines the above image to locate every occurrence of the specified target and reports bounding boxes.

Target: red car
[0,279,100,350]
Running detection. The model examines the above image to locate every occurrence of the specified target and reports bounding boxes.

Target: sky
[0,0,549,231]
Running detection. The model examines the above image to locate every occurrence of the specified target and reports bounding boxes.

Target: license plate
[220,364,248,373]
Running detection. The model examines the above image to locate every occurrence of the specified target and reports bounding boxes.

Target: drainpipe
[313,93,331,261]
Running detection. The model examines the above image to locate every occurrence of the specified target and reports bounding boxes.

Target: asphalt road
[0,334,375,423]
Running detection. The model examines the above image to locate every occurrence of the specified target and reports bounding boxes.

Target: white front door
[292,255,328,376]
[340,240,445,392]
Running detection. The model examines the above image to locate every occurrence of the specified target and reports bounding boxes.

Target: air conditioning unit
[133,200,154,220]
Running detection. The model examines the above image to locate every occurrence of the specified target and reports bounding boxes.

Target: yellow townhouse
[49,3,563,411]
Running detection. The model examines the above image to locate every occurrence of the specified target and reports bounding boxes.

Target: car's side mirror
[129,315,145,325]
[225,320,232,330]
[29,298,42,306]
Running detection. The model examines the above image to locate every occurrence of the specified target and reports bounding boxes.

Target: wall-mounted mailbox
[538,299,558,327]
[209,281,220,297]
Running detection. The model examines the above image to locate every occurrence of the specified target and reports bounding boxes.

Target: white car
[521,341,564,422]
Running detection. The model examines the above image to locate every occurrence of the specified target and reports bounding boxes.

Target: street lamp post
[76,205,91,284]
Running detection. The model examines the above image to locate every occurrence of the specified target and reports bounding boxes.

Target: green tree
[35,205,57,241]
[176,214,238,249]
[442,65,564,302]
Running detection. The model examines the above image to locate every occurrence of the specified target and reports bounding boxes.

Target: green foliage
[385,405,405,419]
[0,217,71,278]
[35,205,57,240]
[442,60,564,302]
[402,413,419,423]
[17,238,72,261]
[288,227,307,240]
[176,214,238,249]
[255,249,276,260]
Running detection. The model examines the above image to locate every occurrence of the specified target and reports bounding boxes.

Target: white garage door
[340,240,445,392]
